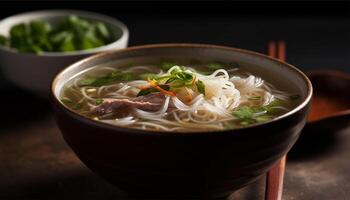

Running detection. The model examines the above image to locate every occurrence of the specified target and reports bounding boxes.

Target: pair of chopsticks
[265,41,287,200]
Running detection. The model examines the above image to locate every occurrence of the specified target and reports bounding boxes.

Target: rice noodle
[103,116,137,126]
[61,64,294,132]
[135,96,170,119]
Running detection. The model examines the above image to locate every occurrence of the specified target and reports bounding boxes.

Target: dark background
[0,1,349,73]
[1,0,349,127]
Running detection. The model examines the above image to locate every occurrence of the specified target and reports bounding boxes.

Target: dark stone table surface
[0,89,349,200]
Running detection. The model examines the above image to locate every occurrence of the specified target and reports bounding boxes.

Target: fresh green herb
[256,115,272,122]
[137,85,170,96]
[165,77,177,84]
[137,89,151,97]
[232,106,268,125]
[79,77,96,86]
[223,122,236,129]
[95,22,111,43]
[0,15,113,53]
[0,35,8,45]
[175,71,193,81]
[95,99,104,105]
[207,62,225,71]
[169,66,183,75]
[263,99,285,114]
[80,71,134,87]
[61,99,72,105]
[80,28,104,50]
[248,96,261,100]
[154,75,171,82]
[72,104,82,110]
[168,73,193,88]
[240,121,251,126]
[196,80,205,95]
[57,33,75,52]
[9,24,31,51]
[232,99,288,126]
[61,99,83,110]
[233,106,256,120]
[168,81,186,88]
[139,73,159,80]
[267,99,283,107]
[10,24,28,38]
[142,66,206,96]
[153,67,195,89]
[30,21,51,38]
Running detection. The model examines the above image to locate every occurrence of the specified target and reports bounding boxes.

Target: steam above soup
[61,62,300,132]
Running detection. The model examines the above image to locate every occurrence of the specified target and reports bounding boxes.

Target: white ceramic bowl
[0,10,129,97]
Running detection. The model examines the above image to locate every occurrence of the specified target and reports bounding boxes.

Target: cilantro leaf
[137,85,170,96]
[0,35,7,45]
[95,99,104,105]
[29,21,51,37]
[232,99,289,126]
[79,71,134,87]
[233,106,255,119]
[207,62,225,71]
[1,15,113,54]
[95,22,110,42]
[139,73,159,80]
[61,99,83,110]
[196,80,205,95]
[175,71,193,81]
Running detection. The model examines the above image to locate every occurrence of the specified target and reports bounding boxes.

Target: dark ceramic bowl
[51,44,312,199]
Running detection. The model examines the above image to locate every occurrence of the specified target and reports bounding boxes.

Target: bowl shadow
[288,125,339,161]
[0,172,127,200]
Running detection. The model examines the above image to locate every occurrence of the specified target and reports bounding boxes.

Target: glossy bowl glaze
[52,44,312,199]
[0,10,129,97]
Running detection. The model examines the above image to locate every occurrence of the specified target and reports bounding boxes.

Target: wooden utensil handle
[265,40,287,200]
[265,156,286,200]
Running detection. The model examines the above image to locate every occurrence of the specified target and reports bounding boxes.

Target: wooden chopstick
[268,40,286,61]
[265,40,287,200]
[277,41,286,61]
[265,156,286,200]
[268,41,276,58]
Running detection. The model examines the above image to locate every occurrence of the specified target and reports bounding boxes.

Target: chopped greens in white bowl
[0,10,129,97]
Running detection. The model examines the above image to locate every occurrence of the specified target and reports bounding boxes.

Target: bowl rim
[0,9,129,57]
[52,43,313,136]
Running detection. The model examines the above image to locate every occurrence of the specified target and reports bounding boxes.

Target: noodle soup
[60,62,300,132]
